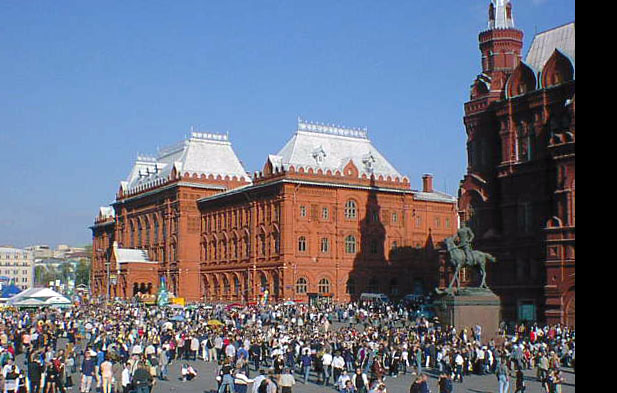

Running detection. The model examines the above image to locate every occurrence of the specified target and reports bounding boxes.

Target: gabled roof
[123,132,251,193]
[526,22,575,73]
[274,118,404,179]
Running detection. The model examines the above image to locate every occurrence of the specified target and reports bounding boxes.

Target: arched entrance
[565,289,575,327]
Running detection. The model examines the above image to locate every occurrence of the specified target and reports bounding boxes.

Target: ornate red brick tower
[477,0,523,100]
[459,0,575,325]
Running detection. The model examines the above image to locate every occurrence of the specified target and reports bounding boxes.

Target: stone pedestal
[434,288,501,341]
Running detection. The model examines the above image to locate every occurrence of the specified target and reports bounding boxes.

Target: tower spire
[488,0,515,30]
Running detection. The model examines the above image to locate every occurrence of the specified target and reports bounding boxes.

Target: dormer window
[362,153,376,173]
[312,146,327,165]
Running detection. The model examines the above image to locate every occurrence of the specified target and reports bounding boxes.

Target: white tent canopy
[8,287,71,308]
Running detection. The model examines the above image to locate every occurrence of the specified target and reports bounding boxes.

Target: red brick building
[458,1,575,325]
[90,133,251,300]
[92,120,458,302]
[198,119,457,303]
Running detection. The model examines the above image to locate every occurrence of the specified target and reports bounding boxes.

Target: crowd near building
[91,120,458,304]
[458,2,575,325]
[0,246,34,290]
[91,0,575,326]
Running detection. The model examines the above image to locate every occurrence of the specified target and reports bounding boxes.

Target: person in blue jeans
[301,352,312,384]
[496,360,510,393]
[218,360,235,393]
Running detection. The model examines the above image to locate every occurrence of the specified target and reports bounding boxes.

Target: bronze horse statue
[444,235,496,289]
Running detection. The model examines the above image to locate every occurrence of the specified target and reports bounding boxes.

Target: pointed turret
[488,0,515,30]
[477,0,523,98]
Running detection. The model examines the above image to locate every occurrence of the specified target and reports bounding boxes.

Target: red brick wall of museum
[458,18,575,325]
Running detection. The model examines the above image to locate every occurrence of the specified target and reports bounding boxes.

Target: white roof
[526,22,575,73]
[98,206,115,219]
[8,287,71,306]
[114,245,154,264]
[273,118,405,180]
[413,190,457,203]
[124,132,251,193]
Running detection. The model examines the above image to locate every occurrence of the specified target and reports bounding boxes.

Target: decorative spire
[488,0,515,30]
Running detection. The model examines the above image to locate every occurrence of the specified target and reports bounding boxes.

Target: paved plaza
[136,359,576,393]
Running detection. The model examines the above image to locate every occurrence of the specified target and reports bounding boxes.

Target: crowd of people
[0,298,574,393]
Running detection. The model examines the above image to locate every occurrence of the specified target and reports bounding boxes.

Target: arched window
[318,278,331,294]
[296,278,308,294]
[137,220,142,247]
[346,278,355,295]
[144,217,150,246]
[368,277,378,293]
[153,216,159,244]
[389,278,399,296]
[244,234,250,257]
[345,235,356,254]
[259,234,266,256]
[298,236,307,252]
[274,231,280,254]
[370,239,379,254]
[130,221,135,248]
[344,200,357,219]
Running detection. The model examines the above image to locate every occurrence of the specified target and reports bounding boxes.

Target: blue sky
[0,0,575,248]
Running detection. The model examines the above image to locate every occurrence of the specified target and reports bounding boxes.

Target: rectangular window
[392,212,398,223]
[300,206,306,217]
[322,207,329,220]
[321,238,329,253]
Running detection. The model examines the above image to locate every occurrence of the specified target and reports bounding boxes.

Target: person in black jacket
[28,353,44,393]
[438,373,453,393]
[132,363,153,393]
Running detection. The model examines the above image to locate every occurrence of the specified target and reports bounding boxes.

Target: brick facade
[92,125,458,303]
[458,2,574,325]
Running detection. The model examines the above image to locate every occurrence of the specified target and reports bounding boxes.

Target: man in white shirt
[225,343,236,361]
[321,351,333,386]
[332,353,345,383]
[454,352,464,383]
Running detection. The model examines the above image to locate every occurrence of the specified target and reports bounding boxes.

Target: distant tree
[59,262,73,282]
[75,259,91,286]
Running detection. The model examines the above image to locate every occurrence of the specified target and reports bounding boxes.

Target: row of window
[1,270,30,275]
[0,253,29,260]
[295,277,399,296]
[295,277,330,294]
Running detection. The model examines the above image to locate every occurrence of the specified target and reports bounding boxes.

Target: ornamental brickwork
[91,123,458,303]
[458,1,574,325]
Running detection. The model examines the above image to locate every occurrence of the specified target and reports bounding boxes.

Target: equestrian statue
[443,225,496,290]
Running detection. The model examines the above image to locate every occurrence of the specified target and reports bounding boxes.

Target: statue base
[433,288,501,342]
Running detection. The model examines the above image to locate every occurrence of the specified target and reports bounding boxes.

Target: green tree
[75,259,91,286]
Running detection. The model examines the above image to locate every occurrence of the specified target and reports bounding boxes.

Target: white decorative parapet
[190,131,229,142]
[297,116,368,139]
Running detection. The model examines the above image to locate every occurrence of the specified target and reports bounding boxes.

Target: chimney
[422,174,433,193]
